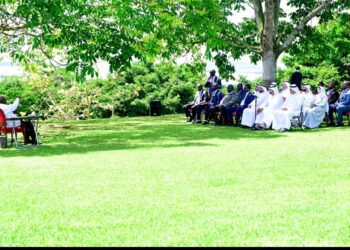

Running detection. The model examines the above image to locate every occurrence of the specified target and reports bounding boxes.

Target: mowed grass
[0,114,350,246]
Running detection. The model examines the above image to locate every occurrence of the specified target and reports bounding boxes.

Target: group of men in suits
[183,69,255,126]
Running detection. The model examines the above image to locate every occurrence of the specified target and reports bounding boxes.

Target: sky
[0,1,308,83]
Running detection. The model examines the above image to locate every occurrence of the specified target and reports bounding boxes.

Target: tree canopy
[284,12,350,80]
[1,0,349,83]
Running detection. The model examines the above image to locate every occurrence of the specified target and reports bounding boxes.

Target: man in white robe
[303,86,328,128]
[0,96,37,144]
[241,85,269,128]
[0,97,21,128]
[255,83,284,130]
[281,81,290,101]
[272,84,304,131]
[301,83,316,114]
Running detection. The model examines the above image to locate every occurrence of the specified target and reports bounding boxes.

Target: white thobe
[302,93,316,113]
[303,94,328,128]
[241,93,269,127]
[255,94,284,128]
[272,94,304,130]
[0,98,21,128]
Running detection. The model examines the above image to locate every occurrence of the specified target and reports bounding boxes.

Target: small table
[6,115,45,148]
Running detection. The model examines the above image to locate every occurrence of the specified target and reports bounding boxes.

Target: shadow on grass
[1,115,348,157]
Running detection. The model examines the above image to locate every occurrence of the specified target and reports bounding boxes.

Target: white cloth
[302,92,316,113]
[241,89,269,127]
[0,98,21,128]
[193,90,203,105]
[281,82,290,100]
[303,88,328,128]
[255,90,284,128]
[272,88,304,130]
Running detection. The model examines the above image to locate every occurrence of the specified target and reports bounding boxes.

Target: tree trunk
[261,0,279,87]
[262,49,277,86]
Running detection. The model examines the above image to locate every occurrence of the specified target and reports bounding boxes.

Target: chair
[345,111,350,125]
[231,111,241,126]
[0,109,26,147]
[291,98,305,130]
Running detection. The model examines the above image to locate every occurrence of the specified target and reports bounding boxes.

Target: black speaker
[149,100,161,116]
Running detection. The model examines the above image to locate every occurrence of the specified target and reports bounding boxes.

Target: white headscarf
[302,84,311,92]
[290,84,300,95]
[281,82,290,98]
[269,82,279,95]
[318,86,326,95]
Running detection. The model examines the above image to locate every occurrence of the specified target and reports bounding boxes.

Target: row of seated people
[183,80,350,131]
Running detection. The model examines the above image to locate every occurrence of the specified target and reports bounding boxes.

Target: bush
[0,60,205,120]
[277,65,341,89]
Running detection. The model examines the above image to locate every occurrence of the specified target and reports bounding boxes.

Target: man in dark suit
[335,81,350,126]
[196,82,223,124]
[290,66,303,90]
[206,69,222,94]
[209,84,239,125]
[326,81,340,126]
[225,84,254,126]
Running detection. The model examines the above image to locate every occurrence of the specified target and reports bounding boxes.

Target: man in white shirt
[0,96,37,144]
[183,84,208,122]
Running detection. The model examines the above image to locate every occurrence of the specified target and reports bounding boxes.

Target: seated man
[301,83,315,114]
[196,82,223,124]
[335,81,350,126]
[183,84,206,122]
[327,80,340,126]
[209,84,238,125]
[272,84,304,132]
[241,85,269,128]
[255,83,283,130]
[226,84,254,126]
[0,96,37,144]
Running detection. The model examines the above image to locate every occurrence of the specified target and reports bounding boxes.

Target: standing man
[290,66,303,90]
[335,81,350,126]
[206,69,222,94]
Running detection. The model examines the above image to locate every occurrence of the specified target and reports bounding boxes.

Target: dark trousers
[183,103,197,121]
[328,104,336,123]
[337,105,350,124]
[22,121,37,144]
[209,104,227,124]
[197,104,211,121]
[226,106,245,124]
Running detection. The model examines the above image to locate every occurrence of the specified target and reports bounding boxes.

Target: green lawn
[0,114,350,246]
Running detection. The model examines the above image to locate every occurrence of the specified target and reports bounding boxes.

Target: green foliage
[285,13,350,80]
[2,0,348,82]
[0,61,205,120]
[277,65,341,89]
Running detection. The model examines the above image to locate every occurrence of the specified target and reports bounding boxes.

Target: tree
[137,0,349,86]
[1,0,349,86]
[0,0,157,80]
[283,12,350,80]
